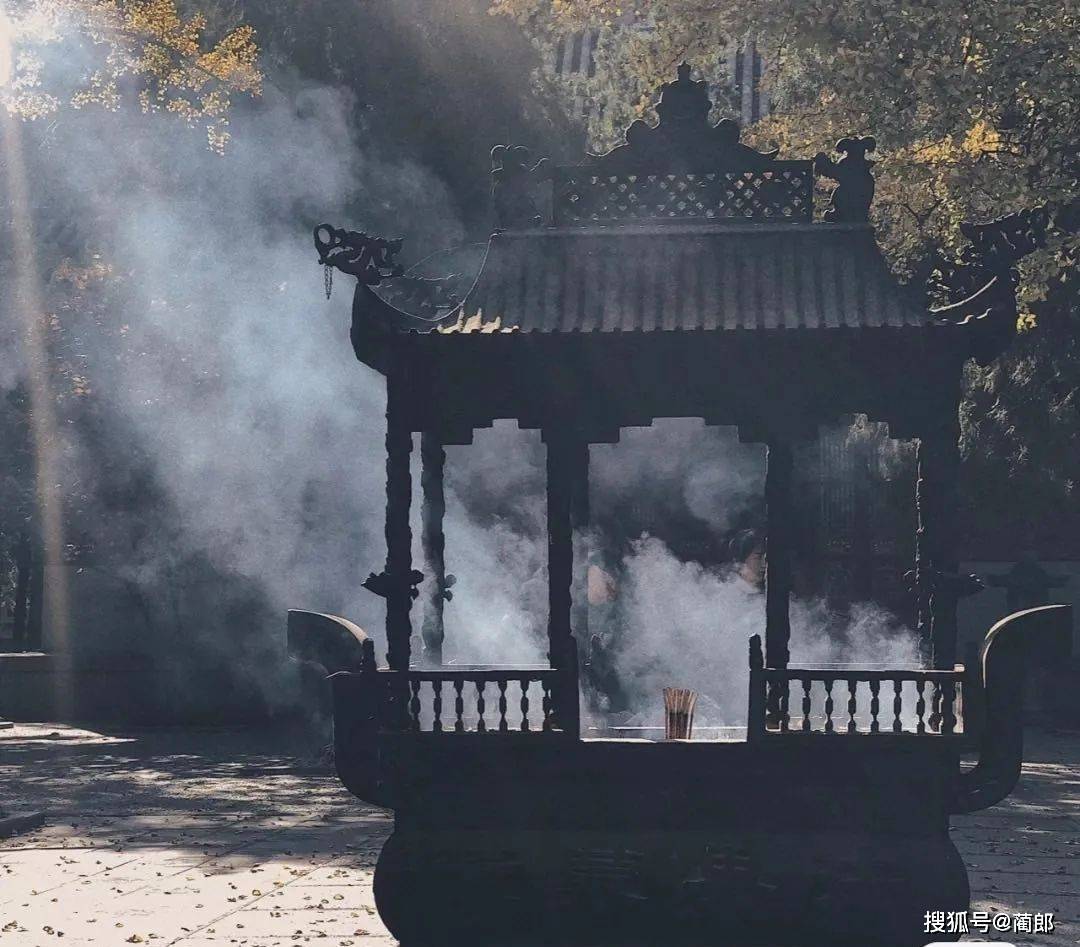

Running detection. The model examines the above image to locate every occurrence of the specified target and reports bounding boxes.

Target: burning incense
[663,687,698,740]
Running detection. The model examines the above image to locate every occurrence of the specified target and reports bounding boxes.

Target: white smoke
[5,30,465,707]
[5,13,921,726]
[591,418,765,534]
[583,535,921,731]
[436,419,922,734]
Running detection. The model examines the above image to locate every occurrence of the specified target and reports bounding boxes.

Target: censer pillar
[765,439,794,726]
[383,366,414,672]
[545,431,586,736]
[420,431,447,666]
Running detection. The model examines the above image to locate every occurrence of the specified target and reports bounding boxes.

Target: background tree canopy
[1,0,261,150]
[494,0,1080,554]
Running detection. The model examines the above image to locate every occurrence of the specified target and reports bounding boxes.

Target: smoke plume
[4,19,466,713]
[5,8,920,727]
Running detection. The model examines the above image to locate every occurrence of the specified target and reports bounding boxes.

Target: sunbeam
[1,6,71,708]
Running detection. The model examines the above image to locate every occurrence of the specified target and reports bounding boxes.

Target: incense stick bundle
[663,687,698,740]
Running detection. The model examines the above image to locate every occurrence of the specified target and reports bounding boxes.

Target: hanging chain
[324,263,333,300]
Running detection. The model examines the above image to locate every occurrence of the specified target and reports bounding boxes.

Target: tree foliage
[495,0,1080,549]
[2,0,261,150]
[495,0,1077,294]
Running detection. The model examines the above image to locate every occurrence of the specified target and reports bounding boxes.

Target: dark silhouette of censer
[292,63,1075,947]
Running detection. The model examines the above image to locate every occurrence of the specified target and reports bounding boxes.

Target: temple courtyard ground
[1,723,1078,946]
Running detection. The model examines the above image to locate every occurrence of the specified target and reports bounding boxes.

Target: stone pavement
[1,723,1078,946]
[954,729,1080,946]
[0,724,392,946]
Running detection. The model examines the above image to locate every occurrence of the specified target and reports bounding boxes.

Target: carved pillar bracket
[544,430,587,737]
[914,399,963,669]
[420,431,448,666]
[383,361,415,671]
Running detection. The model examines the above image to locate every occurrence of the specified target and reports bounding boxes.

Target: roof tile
[437,224,926,335]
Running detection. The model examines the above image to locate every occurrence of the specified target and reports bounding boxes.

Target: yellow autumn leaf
[962,119,1002,158]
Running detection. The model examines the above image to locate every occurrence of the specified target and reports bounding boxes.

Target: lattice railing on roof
[552,162,814,226]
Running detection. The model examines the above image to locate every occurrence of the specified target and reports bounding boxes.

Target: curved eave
[349,261,486,372]
[349,227,1018,372]
[927,276,1018,365]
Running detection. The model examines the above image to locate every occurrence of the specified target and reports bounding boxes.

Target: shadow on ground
[0,724,389,870]
[2,724,1078,944]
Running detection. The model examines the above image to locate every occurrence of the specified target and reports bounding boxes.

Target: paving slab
[2,723,1079,945]
[0,724,391,946]
[958,730,1080,943]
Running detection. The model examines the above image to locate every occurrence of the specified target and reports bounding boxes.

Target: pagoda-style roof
[436,223,924,335]
[315,63,1020,441]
